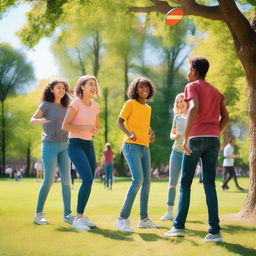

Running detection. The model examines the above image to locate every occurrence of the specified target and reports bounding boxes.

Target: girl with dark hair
[31,80,74,225]
[62,75,100,231]
[115,77,159,232]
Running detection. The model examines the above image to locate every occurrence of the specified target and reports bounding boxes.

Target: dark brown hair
[189,56,209,78]
[41,80,70,107]
[75,75,99,99]
[127,77,155,100]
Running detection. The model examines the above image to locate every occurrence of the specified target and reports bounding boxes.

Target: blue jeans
[120,143,151,219]
[167,150,183,206]
[104,163,113,187]
[68,139,96,214]
[174,137,221,234]
[36,141,71,216]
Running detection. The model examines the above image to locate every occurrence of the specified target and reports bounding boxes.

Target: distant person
[62,75,100,231]
[30,79,74,225]
[164,56,229,242]
[34,159,44,182]
[115,77,159,232]
[14,168,21,182]
[160,92,188,221]
[5,166,13,178]
[103,143,114,190]
[221,138,243,191]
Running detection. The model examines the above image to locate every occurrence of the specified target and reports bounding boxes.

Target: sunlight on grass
[0,177,255,256]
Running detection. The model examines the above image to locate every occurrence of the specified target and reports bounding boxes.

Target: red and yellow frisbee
[165,8,184,26]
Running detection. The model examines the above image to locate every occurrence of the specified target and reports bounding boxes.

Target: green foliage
[0,43,34,101]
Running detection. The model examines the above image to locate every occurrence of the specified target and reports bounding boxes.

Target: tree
[131,0,256,218]
[0,43,34,174]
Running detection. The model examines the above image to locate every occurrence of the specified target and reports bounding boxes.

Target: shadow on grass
[187,220,204,224]
[217,242,256,256]
[137,233,167,242]
[90,228,134,241]
[221,224,256,233]
[56,227,80,233]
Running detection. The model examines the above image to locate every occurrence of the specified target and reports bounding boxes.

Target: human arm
[92,114,100,135]
[149,127,156,143]
[116,117,136,141]
[30,108,51,125]
[183,98,199,155]
[170,116,181,140]
[219,100,229,132]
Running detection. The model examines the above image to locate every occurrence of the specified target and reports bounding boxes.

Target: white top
[223,143,234,167]
[34,161,43,171]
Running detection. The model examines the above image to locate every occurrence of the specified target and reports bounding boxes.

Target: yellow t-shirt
[119,99,151,147]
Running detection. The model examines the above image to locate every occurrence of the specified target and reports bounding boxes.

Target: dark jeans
[68,138,96,214]
[174,137,221,234]
[222,166,240,188]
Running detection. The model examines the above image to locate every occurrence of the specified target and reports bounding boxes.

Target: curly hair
[41,80,70,107]
[126,77,155,100]
[75,75,100,99]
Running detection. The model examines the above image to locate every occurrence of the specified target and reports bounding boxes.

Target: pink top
[184,80,224,137]
[68,98,99,140]
[103,149,114,164]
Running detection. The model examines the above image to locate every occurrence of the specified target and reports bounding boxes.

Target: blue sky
[0,4,59,85]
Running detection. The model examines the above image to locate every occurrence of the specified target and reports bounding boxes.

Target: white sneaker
[73,217,91,231]
[115,218,134,232]
[81,216,97,227]
[160,212,174,221]
[164,227,185,237]
[64,214,75,224]
[34,212,48,225]
[137,218,160,228]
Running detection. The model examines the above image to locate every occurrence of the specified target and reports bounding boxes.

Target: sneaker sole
[205,238,222,242]
[34,219,48,225]
[73,225,91,231]
[115,224,133,232]
[164,232,184,237]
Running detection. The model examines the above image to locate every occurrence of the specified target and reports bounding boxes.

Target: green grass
[0,177,255,256]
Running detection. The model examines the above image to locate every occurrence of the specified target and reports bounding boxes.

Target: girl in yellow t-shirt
[115,77,160,232]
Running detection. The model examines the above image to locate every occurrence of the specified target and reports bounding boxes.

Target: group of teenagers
[31,55,229,242]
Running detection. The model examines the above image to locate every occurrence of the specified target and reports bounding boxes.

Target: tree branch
[217,0,256,46]
[218,0,256,45]
[131,0,224,21]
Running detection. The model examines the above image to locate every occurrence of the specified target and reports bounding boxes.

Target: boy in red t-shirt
[164,56,229,242]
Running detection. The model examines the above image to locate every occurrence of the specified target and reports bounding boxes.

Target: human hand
[92,127,99,135]
[149,130,156,143]
[129,132,137,141]
[40,118,51,124]
[175,134,181,140]
[183,138,192,155]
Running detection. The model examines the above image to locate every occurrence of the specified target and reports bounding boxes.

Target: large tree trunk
[25,142,31,177]
[239,52,256,217]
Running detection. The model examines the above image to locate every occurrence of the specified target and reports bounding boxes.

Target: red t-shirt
[184,80,224,137]
[103,149,114,164]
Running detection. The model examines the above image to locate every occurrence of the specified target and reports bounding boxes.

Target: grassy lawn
[0,177,255,256]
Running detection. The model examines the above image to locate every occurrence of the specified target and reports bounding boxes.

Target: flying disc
[165,8,184,26]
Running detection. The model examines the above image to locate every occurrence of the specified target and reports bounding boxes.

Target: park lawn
[0,177,255,256]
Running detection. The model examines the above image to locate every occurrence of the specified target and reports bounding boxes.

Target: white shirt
[223,143,234,167]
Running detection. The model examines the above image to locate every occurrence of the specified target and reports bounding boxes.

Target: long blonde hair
[173,93,185,115]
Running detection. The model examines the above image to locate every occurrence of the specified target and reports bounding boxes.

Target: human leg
[201,137,221,235]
